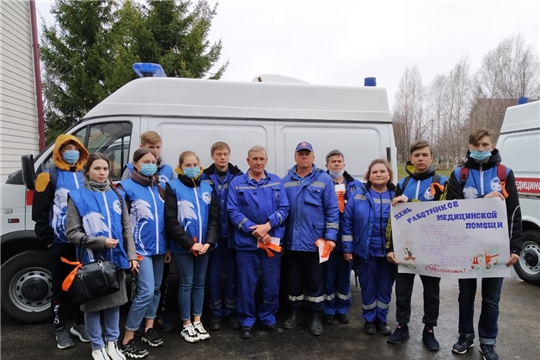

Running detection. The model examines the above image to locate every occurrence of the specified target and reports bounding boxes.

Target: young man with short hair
[443,129,522,360]
[201,141,243,330]
[387,140,447,350]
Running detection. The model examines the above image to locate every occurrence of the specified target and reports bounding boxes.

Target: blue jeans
[173,252,210,321]
[85,307,120,350]
[125,254,165,331]
[207,238,238,317]
[458,277,504,345]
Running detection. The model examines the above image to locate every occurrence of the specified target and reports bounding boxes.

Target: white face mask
[329,169,344,179]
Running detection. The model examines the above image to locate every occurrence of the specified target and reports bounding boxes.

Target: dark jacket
[164,173,219,252]
[443,149,522,254]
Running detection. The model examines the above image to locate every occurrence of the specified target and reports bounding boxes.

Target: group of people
[33,128,521,360]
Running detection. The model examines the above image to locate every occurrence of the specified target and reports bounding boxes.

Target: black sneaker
[422,327,440,351]
[387,324,410,344]
[364,321,376,335]
[209,315,222,331]
[240,326,253,339]
[121,338,149,359]
[155,314,175,332]
[452,336,474,354]
[142,328,163,348]
[479,344,499,360]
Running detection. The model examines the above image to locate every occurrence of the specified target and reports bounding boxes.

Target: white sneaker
[106,341,126,360]
[180,325,200,343]
[193,322,210,341]
[92,348,111,360]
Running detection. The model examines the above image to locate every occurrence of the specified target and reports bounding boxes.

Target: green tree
[41,0,228,143]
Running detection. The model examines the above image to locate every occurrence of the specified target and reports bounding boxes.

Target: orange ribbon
[336,190,345,213]
[315,238,332,258]
[60,257,82,292]
[258,241,282,258]
[430,183,445,196]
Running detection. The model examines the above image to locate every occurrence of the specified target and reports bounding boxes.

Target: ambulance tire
[513,230,540,286]
[1,250,53,323]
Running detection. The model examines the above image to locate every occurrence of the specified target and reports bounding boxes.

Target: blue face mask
[139,163,157,177]
[329,169,344,179]
[470,150,491,162]
[62,150,80,165]
[183,167,200,179]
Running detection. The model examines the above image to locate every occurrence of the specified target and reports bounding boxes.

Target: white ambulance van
[498,100,540,285]
[0,72,397,323]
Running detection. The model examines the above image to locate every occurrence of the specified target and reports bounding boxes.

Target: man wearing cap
[281,142,340,336]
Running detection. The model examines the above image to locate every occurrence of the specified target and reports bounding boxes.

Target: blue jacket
[397,163,447,201]
[165,175,219,254]
[282,165,340,252]
[126,162,174,183]
[342,183,395,261]
[50,169,84,244]
[330,171,363,251]
[227,171,289,250]
[201,163,243,246]
[69,188,130,269]
[120,178,167,256]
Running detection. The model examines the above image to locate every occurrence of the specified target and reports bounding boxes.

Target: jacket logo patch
[490,177,502,192]
[202,192,211,205]
[82,212,109,237]
[463,187,478,199]
[159,175,169,183]
[423,187,434,201]
[113,200,122,214]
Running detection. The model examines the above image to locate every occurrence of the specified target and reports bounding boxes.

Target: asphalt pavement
[1,270,539,360]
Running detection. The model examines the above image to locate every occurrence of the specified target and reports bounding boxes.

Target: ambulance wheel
[514,230,540,286]
[1,250,53,323]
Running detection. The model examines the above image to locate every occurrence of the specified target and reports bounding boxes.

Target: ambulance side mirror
[21,154,36,190]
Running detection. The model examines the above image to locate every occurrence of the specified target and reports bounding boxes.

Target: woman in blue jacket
[164,151,219,343]
[66,153,139,360]
[342,158,396,336]
[118,148,168,358]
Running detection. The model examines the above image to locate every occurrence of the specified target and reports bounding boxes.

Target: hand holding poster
[391,198,511,279]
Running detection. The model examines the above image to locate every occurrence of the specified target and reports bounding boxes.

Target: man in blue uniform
[201,141,243,331]
[281,142,340,336]
[228,145,289,339]
[323,150,362,325]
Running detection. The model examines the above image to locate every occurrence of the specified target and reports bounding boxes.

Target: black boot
[284,309,303,330]
[310,312,324,336]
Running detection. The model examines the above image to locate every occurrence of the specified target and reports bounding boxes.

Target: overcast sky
[35,0,539,108]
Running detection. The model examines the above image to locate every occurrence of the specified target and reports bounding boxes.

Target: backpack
[459,164,508,198]
[48,167,59,192]
[398,173,443,199]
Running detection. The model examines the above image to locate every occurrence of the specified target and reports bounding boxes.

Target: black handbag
[62,239,121,305]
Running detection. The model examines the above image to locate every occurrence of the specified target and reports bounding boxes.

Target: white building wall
[0,0,40,180]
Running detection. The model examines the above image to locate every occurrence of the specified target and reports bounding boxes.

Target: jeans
[395,272,440,327]
[458,277,504,345]
[125,254,165,331]
[207,238,238,317]
[49,242,84,329]
[85,307,120,350]
[173,252,210,321]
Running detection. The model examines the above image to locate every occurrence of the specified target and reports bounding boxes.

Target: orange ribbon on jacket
[258,241,282,258]
[336,190,345,213]
[60,257,82,292]
[315,238,332,259]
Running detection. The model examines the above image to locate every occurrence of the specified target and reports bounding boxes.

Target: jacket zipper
[102,192,113,258]
[149,187,159,254]
[73,172,80,189]
[378,192,384,256]
[480,164,484,196]
[193,187,203,243]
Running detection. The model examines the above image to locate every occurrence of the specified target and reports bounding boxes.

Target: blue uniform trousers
[236,249,281,327]
[357,256,395,323]
[207,237,238,317]
[286,250,325,312]
[323,249,353,316]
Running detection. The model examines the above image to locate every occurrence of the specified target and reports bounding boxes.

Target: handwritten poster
[391,198,511,279]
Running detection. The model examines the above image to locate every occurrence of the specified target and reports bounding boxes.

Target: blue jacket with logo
[119,178,167,256]
[397,163,447,202]
[227,171,289,250]
[50,170,84,244]
[342,182,395,261]
[68,188,130,269]
[164,175,219,254]
[281,165,340,252]
[201,163,243,247]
